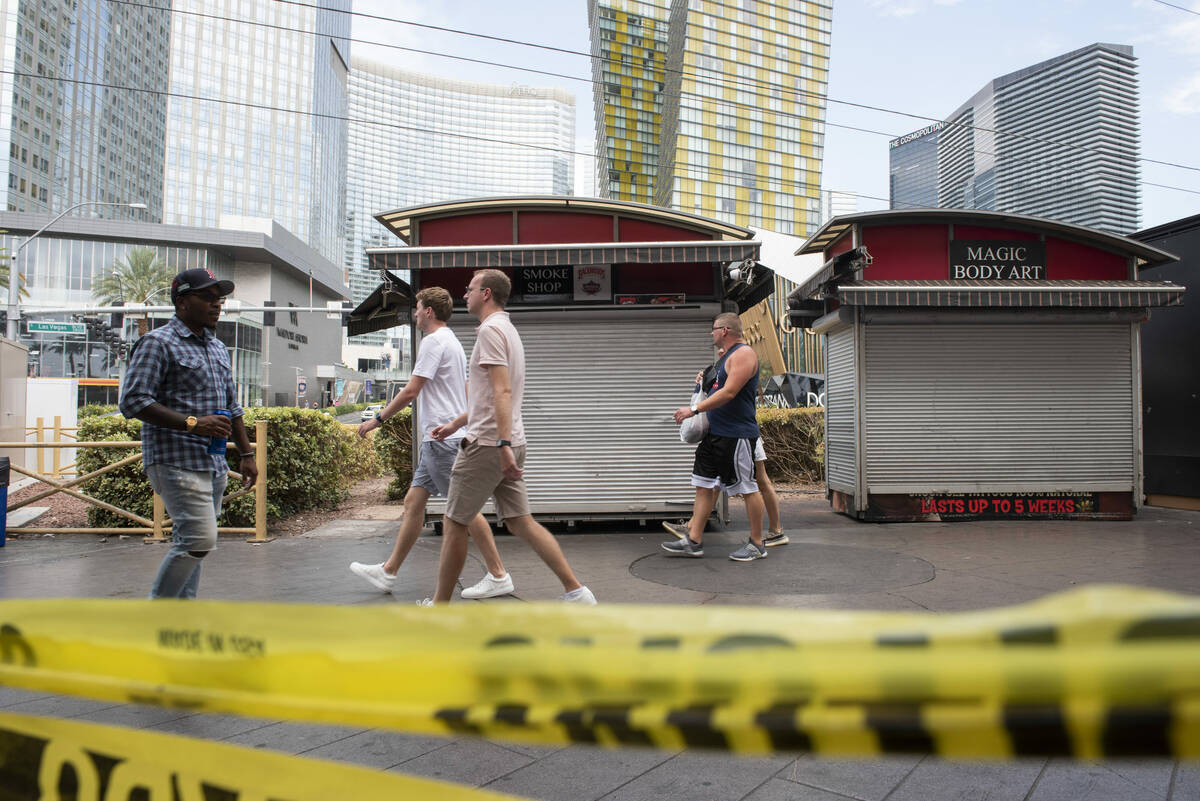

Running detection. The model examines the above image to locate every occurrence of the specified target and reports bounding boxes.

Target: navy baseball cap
[171,268,234,304]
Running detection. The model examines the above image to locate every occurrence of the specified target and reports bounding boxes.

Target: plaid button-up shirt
[119,316,243,475]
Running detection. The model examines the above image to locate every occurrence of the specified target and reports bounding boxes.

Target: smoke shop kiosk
[353,196,776,525]
[789,210,1183,522]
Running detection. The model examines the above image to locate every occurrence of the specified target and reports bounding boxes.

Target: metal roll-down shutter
[424,307,721,520]
[825,326,858,494]
[863,322,1135,494]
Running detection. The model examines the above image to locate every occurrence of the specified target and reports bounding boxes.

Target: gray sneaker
[661,535,703,557]
[729,539,767,562]
[763,529,789,547]
[662,520,689,539]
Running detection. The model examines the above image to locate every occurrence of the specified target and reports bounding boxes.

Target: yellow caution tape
[0,710,521,801]
[1,585,1198,760]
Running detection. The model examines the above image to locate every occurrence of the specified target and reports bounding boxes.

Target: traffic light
[262,300,276,327]
[110,300,124,331]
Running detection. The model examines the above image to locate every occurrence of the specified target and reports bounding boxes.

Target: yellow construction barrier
[0,585,1198,761]
[0,710,520,801]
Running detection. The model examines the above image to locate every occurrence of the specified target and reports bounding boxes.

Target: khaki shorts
[444,438,531,525]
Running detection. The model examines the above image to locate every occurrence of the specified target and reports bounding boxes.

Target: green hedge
[756,406,824,484]
[328,401,372,416]
[370,406,826,498]
[76,415,154,527]
[77,403,120,419]
[370,409,413,501]
[77,407,381,529]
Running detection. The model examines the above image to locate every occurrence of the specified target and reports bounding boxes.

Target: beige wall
[0,337,29,470]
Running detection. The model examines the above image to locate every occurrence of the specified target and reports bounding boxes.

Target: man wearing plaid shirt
[119,268,257,599]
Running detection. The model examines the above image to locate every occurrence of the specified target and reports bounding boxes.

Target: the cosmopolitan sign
[888,121,945,149]
[949,240,1046,280]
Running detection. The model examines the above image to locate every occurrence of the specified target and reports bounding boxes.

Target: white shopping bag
[679,389,709,444]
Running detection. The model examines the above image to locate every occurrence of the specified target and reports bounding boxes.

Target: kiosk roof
[374,196,754,245]
[797,209,1177,270]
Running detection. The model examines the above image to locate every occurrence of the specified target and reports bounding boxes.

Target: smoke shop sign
[518,266,572,302]
[949,240,1045,280]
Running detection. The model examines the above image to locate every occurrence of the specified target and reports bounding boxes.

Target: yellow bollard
[52,415,62,479]
[147,492,167,543]
[246,418,272,543]
[35,417,45,477]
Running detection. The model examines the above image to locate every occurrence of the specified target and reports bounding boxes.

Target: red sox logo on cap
[171,268,230,303]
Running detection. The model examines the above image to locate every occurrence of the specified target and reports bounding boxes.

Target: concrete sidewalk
[2,494,1198,800]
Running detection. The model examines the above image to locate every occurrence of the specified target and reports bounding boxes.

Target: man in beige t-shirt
[429,269,595,605]
[463,294,525,447]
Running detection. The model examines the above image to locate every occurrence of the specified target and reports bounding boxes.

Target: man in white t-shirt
[349,287,514,600]
[428,269,595,605]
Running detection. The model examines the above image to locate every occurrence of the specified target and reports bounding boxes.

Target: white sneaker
[562,586,597,605]
[416,597,434,607]
[350,561,396,593]
[461,572,515,599]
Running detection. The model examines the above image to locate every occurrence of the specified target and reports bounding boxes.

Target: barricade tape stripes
[1,585,1198,761]
[0,710,521,800]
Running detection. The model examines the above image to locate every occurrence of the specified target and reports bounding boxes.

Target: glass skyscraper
[589,0,832,237]
[589,0,833,373]
[589,0,668,204]
[162,0,351,264]
[343,59,575,361]
[890,43,1140,234]
[0,0,170,217]
[888,122,942,210]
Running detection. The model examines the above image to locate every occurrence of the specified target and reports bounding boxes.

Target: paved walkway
[2,495,1198,800]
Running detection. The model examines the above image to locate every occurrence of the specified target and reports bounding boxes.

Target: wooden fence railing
[2,419,270,543]
[25,417,78,480]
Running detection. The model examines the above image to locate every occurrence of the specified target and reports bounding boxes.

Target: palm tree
[0,262,30,300]
[0,237,30,300]
[93,247,173,336]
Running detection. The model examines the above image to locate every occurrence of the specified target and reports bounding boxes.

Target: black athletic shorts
[691,433,759,496]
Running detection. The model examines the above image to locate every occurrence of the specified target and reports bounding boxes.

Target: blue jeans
[145,464,227,599]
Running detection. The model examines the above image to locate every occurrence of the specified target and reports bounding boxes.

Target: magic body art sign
[949,240,1046,280]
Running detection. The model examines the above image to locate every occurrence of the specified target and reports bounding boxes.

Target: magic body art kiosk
[788,210,1183,522]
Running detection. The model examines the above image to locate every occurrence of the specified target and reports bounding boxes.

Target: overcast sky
[350,0,1200,231]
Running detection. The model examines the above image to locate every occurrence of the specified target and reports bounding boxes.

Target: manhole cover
[630,541,934,595]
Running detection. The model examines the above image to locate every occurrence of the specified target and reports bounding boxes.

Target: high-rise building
[890,43,1140,234]
[818,189,858,226]
[343,59,576,369]
[589,0,669,205]
[888,122,943,210]
[589,0,832,373]
[0,0,170,218]
[162,0,351,264]
[589,0,832,237]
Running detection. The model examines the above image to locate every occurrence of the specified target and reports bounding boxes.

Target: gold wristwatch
[185,415,199,432]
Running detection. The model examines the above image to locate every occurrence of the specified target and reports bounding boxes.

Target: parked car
[360,404,384,421]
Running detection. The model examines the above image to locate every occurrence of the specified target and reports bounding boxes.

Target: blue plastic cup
[207,409,231,455]
[1,456,9,548]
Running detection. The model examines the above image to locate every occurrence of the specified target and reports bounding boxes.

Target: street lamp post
[141,285,171,304]
[292,366,304,407]
[6,200,147,341]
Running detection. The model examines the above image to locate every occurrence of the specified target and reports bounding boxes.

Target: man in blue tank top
[663,312,768,561]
